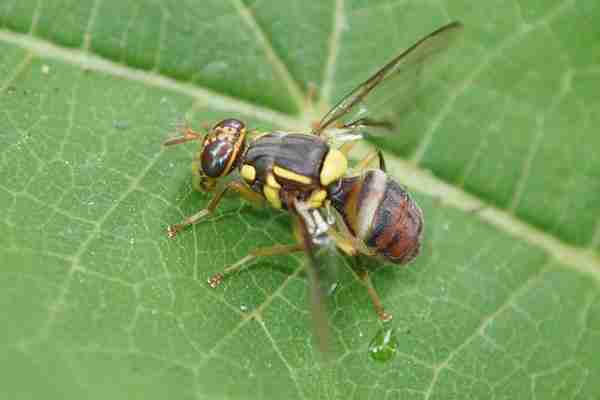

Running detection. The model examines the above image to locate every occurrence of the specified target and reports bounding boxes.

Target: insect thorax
[239,133,347,209]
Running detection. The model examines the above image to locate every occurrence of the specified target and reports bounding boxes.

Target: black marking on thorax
[243,132,329,191]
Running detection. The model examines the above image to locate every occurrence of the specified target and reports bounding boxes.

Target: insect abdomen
[330,170,423,264]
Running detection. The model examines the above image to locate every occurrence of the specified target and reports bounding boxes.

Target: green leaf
[1,1,599,399]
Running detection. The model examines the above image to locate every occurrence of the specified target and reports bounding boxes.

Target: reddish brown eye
[201,140,233,177]
[200,118,246,178]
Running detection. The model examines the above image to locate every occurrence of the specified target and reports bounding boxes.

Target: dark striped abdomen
[329,169,423,264]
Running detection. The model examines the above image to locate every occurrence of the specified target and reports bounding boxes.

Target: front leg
[167,180,264,238]
[167,182,231,238]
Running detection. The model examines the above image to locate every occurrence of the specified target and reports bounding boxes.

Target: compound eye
[201,139,233,177]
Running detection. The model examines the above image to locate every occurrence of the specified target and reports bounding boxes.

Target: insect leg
[329,230,393,321]
[167,182,231,238]
[228,180,266,208]
[328,206,391,321]
[354,151,379,172]
[207,243,304,288]
[356,268,392,322]
[163,123,203,146]
[338,141,357,156]
[353,150,387,173]
[332,238,393,321]
[377,150,387,172]
[328,228,375,258]
[168,180,263,238]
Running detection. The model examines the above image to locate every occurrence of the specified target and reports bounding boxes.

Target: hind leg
[328,223,391,322]
[354,150,387,173]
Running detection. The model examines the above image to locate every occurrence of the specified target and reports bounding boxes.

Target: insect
[164,22,462,344]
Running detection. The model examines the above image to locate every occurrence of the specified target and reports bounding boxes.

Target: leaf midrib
[0,28,598,285]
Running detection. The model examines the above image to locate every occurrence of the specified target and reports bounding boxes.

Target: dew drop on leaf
[113,120,130,130]
[368,327,398,363]
[327,282,338,296]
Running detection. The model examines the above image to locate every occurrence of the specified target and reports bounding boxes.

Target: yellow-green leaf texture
[1,1,599,399]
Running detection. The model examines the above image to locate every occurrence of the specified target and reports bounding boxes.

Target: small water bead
[327,282,339,296]
[368,327,398,362]
[113,120,130,130]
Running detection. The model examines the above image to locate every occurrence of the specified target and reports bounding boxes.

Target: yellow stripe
[263,185,282,208]
[273,166,312,185]
[320,149,347,186]
[241,164,256,182]
[308,189,327,208]
[266,173,281,188]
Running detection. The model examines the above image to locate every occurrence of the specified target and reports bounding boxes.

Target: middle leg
[208,243,304,288]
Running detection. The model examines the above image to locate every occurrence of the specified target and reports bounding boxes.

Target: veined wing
[291,199,340,354]
[313,21,463,138]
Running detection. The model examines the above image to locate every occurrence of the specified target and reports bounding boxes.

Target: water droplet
[41,64,50,74]
[129,237,135,245]
[368,327,398,363]
[114,120,129,130]
[240,304,248,312]
[327,282,338,296]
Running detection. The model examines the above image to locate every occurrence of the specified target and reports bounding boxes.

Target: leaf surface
[1,1,599,399]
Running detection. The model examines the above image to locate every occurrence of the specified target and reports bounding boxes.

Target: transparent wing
[291,199,340,354]
[313,21,463,137]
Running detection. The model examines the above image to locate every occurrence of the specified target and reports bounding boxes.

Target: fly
[164,21,463,350]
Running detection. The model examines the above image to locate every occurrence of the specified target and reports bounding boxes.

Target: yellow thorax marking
[266,172,281,188]
[263,185,282,209]
[273,166,312,185]
[263,172,282,208]
[320,149,347,186]
[240,164,256,182]
[308,189,327,208]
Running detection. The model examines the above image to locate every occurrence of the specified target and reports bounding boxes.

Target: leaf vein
[30,148,167,344]
[411,0,575,164]
[320,0,345,106]
[424,262,550,400]
[0,29,297,129]
[232,0,305,111]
